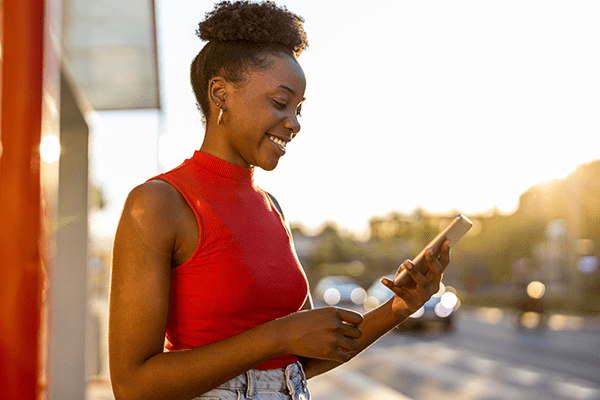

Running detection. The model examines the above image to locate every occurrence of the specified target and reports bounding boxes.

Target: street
[309,307,600,400]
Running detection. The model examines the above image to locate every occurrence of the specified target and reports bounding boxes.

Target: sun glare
[40,135,61,163]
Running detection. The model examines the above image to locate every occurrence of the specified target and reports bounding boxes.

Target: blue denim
[194,362,310,400]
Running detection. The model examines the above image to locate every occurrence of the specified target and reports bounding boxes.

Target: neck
[199,130,252,170]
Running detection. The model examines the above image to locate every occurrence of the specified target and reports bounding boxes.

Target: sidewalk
[308,365,412,400]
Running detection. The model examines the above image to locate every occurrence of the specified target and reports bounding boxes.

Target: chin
[260,162,279,172]
[258,157,280,171]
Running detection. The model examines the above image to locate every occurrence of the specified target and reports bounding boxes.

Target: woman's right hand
[276,307,363,362]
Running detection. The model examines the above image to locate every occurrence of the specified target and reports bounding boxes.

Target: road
[309,307,600,400]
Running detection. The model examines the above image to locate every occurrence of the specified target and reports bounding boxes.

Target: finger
[340,322,362,339]
[381,276,395,290]
[402,260,430,288]
[437,239,451,269]
[336,336,361,353]
[382,272,419,295]
[329,347,354,362]
[336,308,364,326]
[382,279,412,300]
[425,248,444,278]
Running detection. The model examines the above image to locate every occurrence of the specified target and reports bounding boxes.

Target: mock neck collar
[189,151,254,183]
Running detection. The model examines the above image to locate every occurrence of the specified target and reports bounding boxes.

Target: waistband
[217,361,308,398]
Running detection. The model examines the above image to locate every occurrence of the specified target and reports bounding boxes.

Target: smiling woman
[108,2,449,400]
[190,0,307,172]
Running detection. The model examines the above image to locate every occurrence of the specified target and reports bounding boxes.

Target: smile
[267,135,287,153]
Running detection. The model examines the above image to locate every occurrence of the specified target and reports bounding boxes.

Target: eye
[272,99,287,110]
[272,98,303,117]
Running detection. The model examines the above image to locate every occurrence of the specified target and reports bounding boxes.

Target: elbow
[112,384,150,400]
[110,379,135,400]
[110,367,172,400]
[110,370,143,400]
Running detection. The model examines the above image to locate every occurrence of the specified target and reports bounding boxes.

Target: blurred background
[1,0,599,399]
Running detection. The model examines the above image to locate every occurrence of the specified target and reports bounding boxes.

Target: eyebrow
[278,85,306,101]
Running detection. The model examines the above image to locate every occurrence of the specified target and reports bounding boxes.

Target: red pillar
[0,0,46,398]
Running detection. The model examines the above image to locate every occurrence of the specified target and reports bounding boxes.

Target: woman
[108,1,450,399]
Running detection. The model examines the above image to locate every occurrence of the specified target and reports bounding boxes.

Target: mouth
[267,134,287,154]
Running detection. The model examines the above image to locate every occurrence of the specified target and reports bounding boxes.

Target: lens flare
[440,292,458,309]
[323,288,341,306]
[363,296,380,312]
[527,281,546,299]
[519,311,542,328]
[477,307,504,324]
[434,303,453,318]
[548,314,584,331]
[40,135,61,163]
[351,287,367,305]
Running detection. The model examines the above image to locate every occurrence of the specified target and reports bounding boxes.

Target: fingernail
[405,261,413,270]
[381,278,391,286]
[427,249,434,257]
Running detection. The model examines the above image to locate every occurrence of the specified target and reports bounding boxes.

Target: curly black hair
[191,1,308,124]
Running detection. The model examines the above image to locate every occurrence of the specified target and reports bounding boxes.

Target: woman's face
[220,54,306,171]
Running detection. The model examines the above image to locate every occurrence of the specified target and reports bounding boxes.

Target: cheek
[231,95,279,133]
[235,101,265,126]
[253,101,277,121]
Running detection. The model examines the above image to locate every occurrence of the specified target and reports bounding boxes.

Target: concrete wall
[49,72,89,399]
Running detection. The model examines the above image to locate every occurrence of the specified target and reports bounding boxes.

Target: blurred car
[363,275,459,332]
[514,280,547,332]
[314,276,367,307]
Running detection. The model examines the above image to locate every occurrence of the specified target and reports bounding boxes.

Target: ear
[209,77,227,109]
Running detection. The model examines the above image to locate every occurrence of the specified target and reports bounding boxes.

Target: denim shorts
[194,361,310,400]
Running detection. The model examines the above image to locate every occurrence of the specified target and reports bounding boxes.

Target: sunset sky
[90,0,600,241]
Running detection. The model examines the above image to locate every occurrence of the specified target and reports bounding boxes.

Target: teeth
[268,135,287,151]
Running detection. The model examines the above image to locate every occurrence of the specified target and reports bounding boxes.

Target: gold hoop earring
[217,108,224,125]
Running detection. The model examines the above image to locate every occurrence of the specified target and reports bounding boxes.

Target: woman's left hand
[381,239,451,319]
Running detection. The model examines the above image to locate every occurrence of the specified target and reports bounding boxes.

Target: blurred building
[0,1,160,398]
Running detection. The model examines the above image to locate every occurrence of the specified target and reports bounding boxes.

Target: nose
[283,114,301,137]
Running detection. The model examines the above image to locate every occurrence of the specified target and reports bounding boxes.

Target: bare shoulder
[124,179,188,227]
[116,178,199,268]
[125,179,185,215]
[114,180,187,255]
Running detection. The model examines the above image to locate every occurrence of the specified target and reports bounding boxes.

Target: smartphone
[393,214,473,287]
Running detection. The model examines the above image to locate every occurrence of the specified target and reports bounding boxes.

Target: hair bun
[197,1,307,55]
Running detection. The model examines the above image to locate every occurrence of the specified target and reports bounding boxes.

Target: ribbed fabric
[150,151,308,370]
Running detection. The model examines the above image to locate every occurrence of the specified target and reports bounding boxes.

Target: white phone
[393,214,473,287]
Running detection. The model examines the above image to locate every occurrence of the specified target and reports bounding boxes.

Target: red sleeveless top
[150,151,308,370]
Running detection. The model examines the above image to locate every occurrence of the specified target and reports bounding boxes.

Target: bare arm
[108,181,364,400]
[299,241,451,379]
